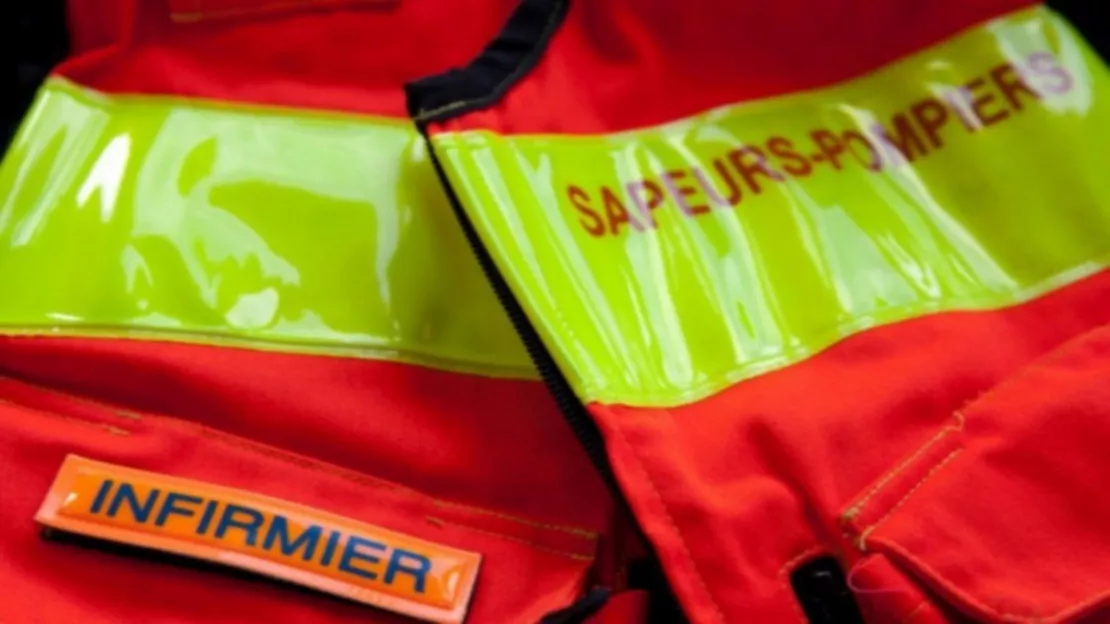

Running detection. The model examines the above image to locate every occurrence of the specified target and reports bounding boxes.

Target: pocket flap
[852,327,1110,623]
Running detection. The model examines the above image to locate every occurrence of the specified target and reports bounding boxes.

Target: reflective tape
[431,7,1110,405]
[0,80,533,378]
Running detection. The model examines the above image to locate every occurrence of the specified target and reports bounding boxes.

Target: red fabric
[853,325,1110,622]
[0,1,626,620]
[167,0,397,23]
[0,374,600,622]
[439,0,1037,135]
[589,267,1110,622]
[423,1,1110,620]
[0,338,610,533]
[59,0,519,116]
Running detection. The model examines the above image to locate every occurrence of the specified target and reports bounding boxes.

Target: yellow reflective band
[0,79,534,379]
[432,7,1110,406]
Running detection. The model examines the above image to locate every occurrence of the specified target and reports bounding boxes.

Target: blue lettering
[107,483,161,523]
[213,504,264,547]
[89,479,113,514]
[338,535,386,581]
[262,517,321,561]
[195,500,219,536]
[320,530,342,567]
[384,549,431,593]
[155,492,202,527]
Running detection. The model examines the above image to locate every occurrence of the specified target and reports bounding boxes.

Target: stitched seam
[10,395,597,559]
[0,374,598,539]
[778,546,828,624]
[959,324,1110,419]
[414,2,565,123]
[854,326,1110,621]
[430,517,594,561]
[877,539,1110,622]
[856,449,963,552]
[899,601,929,624]
[841,411,965,523]
[431,500,598,539]
[195,424,601,541]
[172,0,387,22]
[610,422,726,623]
[0,397,130,436]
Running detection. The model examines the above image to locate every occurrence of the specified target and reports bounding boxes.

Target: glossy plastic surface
[38,455,482,623]
[0,80,533,378]
[434,7,1110,405]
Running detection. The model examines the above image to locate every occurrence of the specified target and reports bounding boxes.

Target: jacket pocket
[842,324,1110,623]
[0,376,602,624]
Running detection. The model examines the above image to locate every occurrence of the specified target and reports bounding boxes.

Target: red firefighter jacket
[407,0,1110,621]
[0,1,648,622]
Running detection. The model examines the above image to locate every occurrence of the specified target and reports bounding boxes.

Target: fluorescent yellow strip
[433,7,1110,405]
[0,79,535,379]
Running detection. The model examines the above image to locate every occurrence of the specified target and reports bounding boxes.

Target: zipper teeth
[424,148,619,495]
[471,235,618,491]
[423,144,702,623]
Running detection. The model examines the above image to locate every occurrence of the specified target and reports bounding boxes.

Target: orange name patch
[36,456,481,623]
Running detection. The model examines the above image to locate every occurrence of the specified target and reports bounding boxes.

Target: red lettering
[990,62,1039,111]
[567,185,605,237]
[872,114,927,165]
[601,186,642,236]
[728,146,784,194]
[626,179,665,228]
[964,77,1009,127]
[910,97,949,149]
[944,88,979,131]
[1025,51,1073,95]
[810,129,846,169]
[841,130,882,171]
[766,136,812,177]
[692,160,741,207]
[661,170,708,217]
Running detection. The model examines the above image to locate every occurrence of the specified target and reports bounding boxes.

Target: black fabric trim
[405,3,690,621]
[404,0,568,125]
[2,0,69,152]
[538,587,610,624]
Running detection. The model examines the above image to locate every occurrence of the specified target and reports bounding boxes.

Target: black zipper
[403,0,605,482]
[423,147,619,494]
[422,137,691,624]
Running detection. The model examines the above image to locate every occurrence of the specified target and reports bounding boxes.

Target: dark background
[2,0,1108,149]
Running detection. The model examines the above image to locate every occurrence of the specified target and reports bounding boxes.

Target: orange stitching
[778,546,827,580]
[0,397,130,437]
[856,449,963,552]
[854,326,1110,622]
[102,424,131,436]
[841,411,965,523]
[0,375,600,539]
[610,423,726,623]
[171,0,392,23]
[959,325,1110,420]
[430,517,595,562]
[899,601,929,624]
[199,426,600,538]
[876,538,1110,623]
[431,500,599,539]
[191,427,399,491]
[778,546,828,624]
